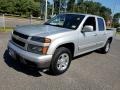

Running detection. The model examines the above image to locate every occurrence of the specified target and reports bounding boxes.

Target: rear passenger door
[96,18,107,47]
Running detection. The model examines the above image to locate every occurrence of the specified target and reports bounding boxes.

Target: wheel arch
[56,43,75,58]
[107,37,113,43]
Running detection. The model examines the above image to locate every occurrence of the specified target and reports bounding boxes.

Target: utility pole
[45,0,47,21]
[59,0,61,14]
[52,2,54,16]
[64,1,67,13]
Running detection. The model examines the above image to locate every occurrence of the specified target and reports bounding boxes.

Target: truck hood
[15,24,72,37]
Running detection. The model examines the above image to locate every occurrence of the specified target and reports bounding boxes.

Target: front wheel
[49,47,72,75]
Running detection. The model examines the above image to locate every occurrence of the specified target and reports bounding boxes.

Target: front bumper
[8,41,52,68]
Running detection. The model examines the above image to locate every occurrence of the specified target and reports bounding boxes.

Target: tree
[53,0,60,14]
[0,0,16,14]
[67,1,112,23]
[0,0,112,21]
[113,13,120,18]
[31,1,40,17]
[112,13,120,28]
[67,0,75,12]
[0,0,41,17]
[77,0,84,5]
[15,0,34,16]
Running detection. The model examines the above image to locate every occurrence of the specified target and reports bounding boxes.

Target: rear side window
[97,18,105,31]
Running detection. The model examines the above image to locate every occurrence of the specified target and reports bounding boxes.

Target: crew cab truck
[8,13,116,75]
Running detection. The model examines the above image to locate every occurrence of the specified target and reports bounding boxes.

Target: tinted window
[97,18,105,31]
[83,17,96,31]
[44,14,85,30]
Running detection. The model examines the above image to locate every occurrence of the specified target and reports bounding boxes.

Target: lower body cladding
[8,41,52,69]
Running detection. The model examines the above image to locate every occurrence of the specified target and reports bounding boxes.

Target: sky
[95,0,120,14]
[49,0,120,14]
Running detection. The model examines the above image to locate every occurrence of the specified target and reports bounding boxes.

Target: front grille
[12,37,25,47]
[13,31,29,39]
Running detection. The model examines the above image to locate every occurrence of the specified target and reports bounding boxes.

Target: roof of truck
[61,13,104,19]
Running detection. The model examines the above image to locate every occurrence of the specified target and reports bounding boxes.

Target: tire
[49,47,72,75]
[99,40,111,54]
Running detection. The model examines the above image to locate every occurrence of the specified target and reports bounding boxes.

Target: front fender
[47,37,77,55]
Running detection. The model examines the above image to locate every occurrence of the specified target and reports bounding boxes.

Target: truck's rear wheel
[49,47,72,75]
[100,40,111,54]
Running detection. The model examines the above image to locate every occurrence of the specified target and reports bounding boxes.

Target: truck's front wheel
[49,47,72,75]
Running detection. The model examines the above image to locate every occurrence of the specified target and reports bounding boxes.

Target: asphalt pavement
[0,32,120,90]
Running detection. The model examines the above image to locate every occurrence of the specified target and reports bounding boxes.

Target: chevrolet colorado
[8,13,116,75]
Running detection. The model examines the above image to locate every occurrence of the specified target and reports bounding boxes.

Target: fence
[0,14,44,28]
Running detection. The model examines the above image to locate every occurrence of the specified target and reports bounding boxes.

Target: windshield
[44,14,85,30]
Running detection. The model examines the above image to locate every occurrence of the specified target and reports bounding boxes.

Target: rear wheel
[49,47,72,75]
[99,40,111,54]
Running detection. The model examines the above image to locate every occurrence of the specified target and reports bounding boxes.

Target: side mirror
[82,25,94,33]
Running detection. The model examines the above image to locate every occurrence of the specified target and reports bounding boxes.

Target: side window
[83,17,96,31]
[97,18,105,31]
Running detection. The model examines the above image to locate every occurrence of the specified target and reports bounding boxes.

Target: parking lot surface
[0,32,120,90]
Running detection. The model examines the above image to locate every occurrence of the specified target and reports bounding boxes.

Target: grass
[0,27,13,32]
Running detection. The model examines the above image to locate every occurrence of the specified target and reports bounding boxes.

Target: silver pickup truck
[8,13,116,75]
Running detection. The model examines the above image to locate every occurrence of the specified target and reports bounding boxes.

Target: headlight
[31,36,51,43]
[28,44,42,54]
[27,44,48,54]
[28,37,51,54]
